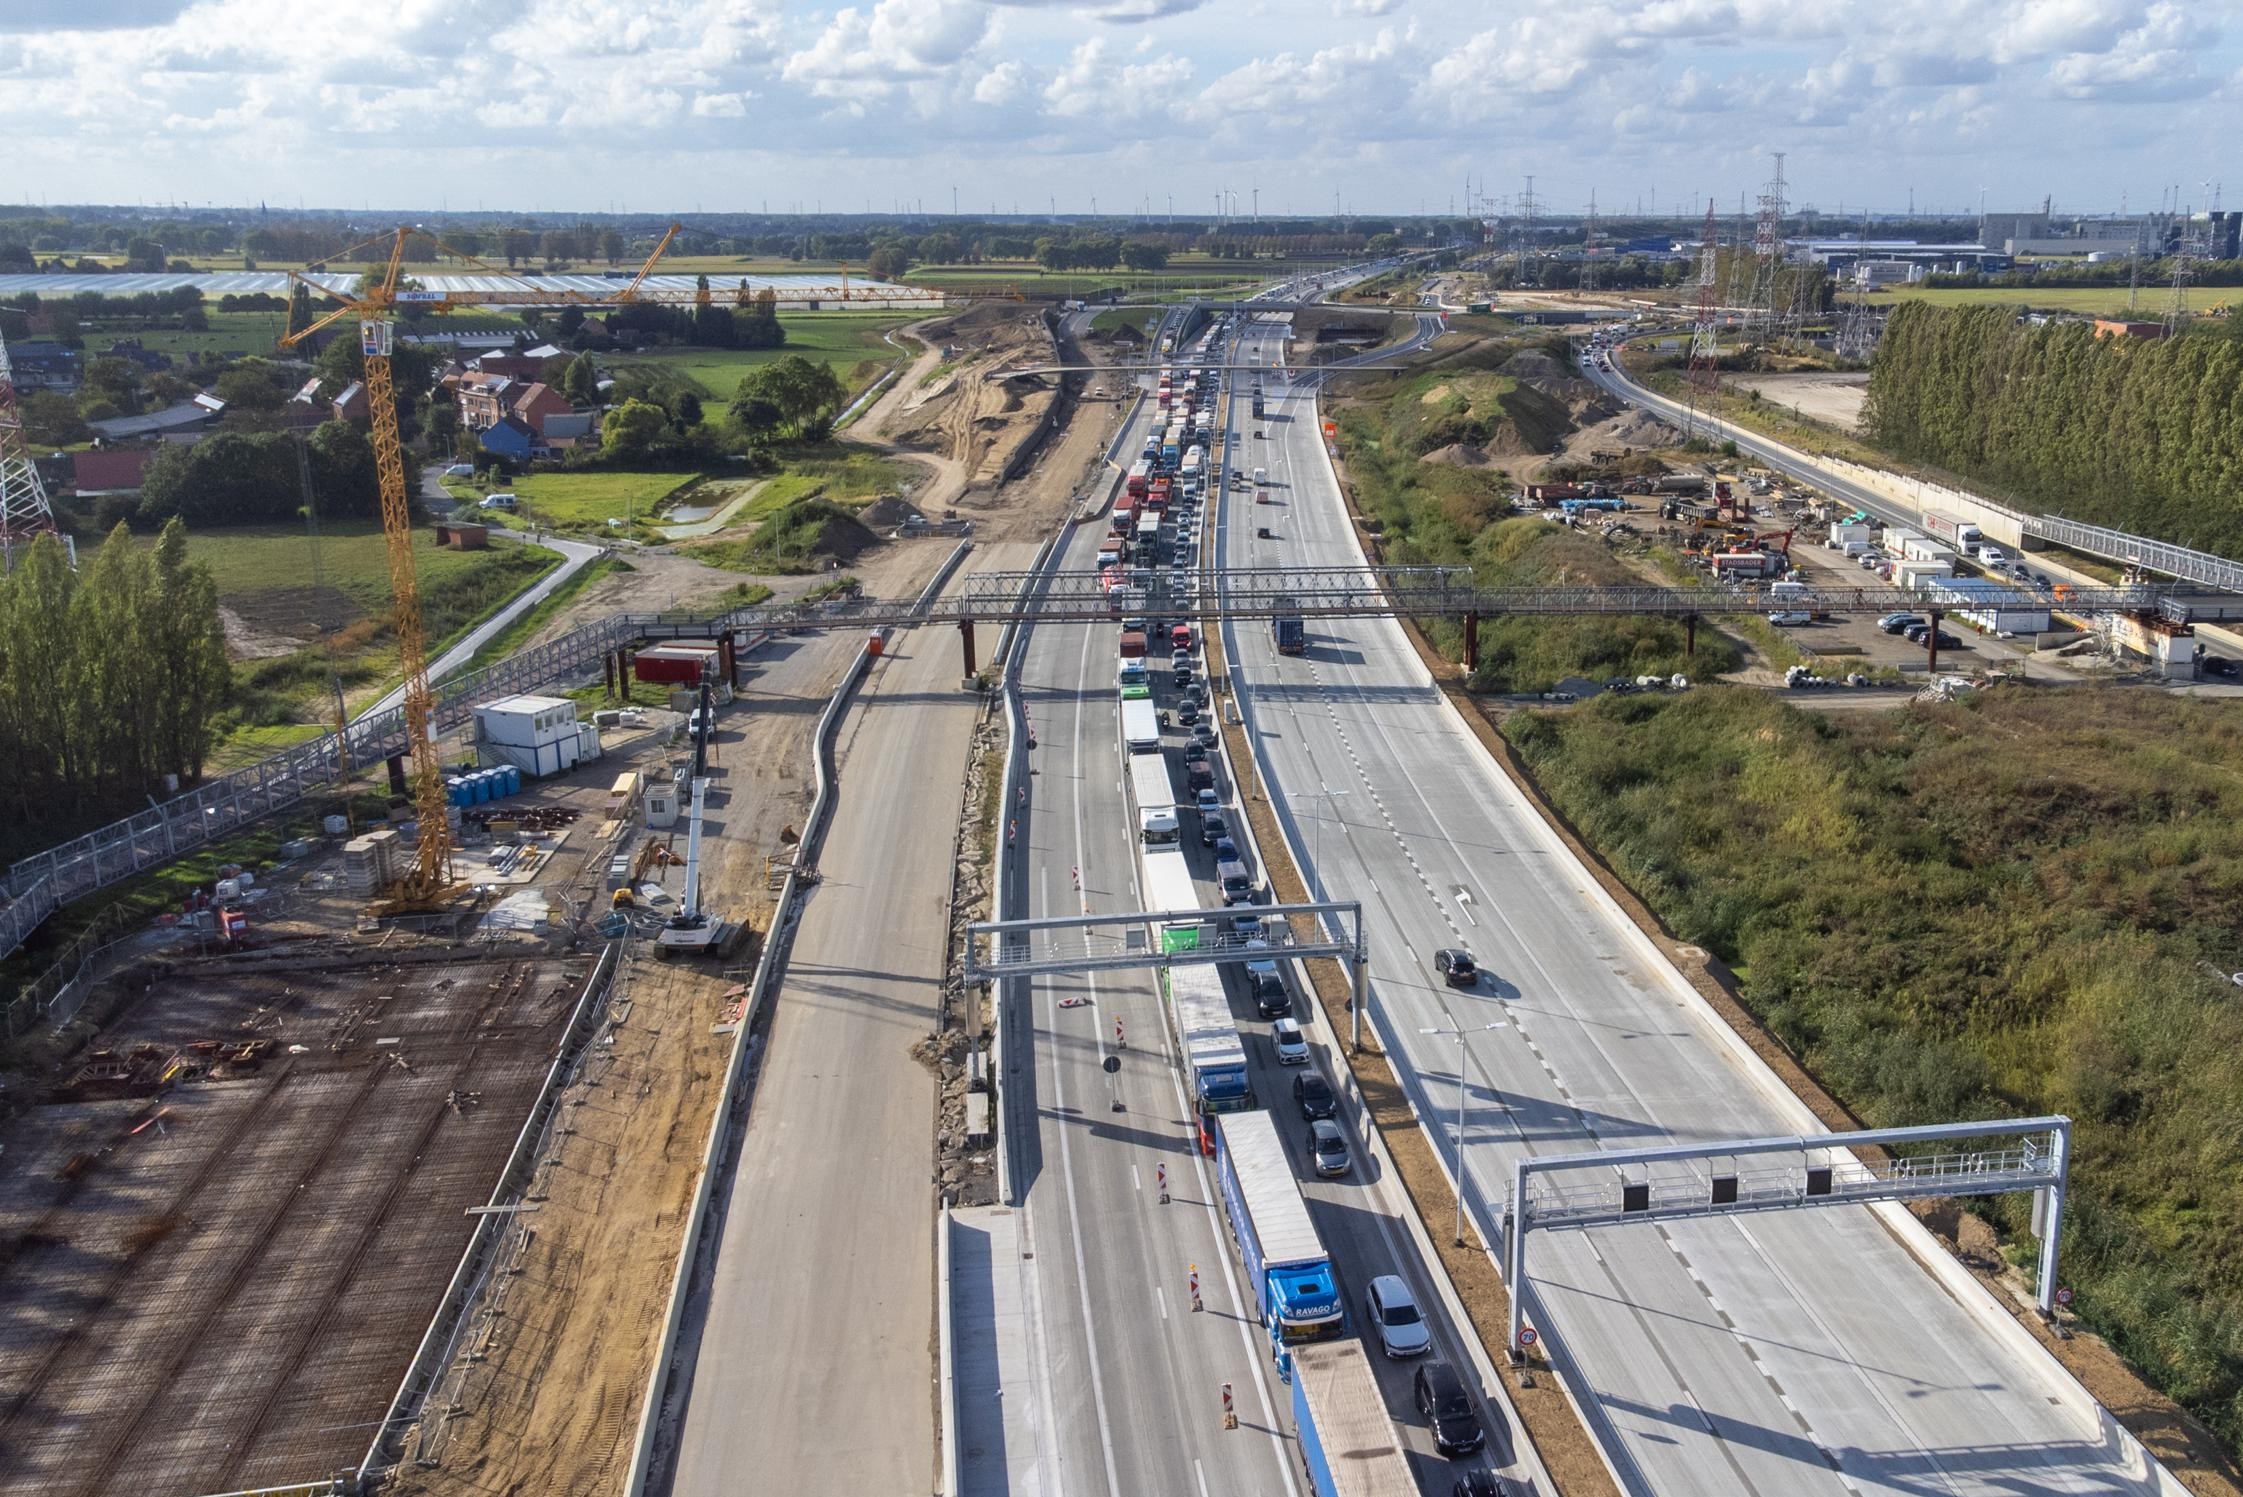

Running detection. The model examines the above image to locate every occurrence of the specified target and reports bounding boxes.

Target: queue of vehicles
[1097,315,1493,1493]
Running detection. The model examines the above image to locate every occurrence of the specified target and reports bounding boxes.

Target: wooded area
[1865,303,2243,553]
[0,524,230,832]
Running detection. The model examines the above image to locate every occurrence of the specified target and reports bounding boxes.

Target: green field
[45,307,521,362]
[618,312,916,409]
[499,470,698,528]
[1865,285,2235,315]
[99,520,562,762]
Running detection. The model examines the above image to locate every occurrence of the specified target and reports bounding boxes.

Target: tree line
[1865,303,2243,554]
[0,525,231,831]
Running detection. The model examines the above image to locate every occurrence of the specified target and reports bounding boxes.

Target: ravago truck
[1291,1340,1416,1497]
[1217,1110,1343,1375]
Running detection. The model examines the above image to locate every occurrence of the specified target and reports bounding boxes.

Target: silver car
[1365,1274,1432,1357]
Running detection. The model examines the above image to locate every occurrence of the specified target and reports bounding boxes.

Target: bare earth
[1725,371,1872,432]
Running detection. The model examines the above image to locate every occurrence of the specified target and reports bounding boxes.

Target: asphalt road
[1217,315,2183,1497]
[666,545,1030,1496]
[1001,312,1514,1496]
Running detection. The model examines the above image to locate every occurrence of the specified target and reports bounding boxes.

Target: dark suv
[1434,949,1479,988]
[1413,1360,1485,1455]
[1294,1071,1336,1120]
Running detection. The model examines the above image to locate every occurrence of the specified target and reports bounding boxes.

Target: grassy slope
[1504,687,2243,1452]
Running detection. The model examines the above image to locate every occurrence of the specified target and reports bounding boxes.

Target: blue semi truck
[1291,1340,1418,1497]
[1216,1110,1342,1375]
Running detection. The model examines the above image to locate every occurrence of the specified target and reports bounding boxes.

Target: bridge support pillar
[959,619,978,679]
[1926,609,1943,673]
[1685,613,1698,656]
[386,754,409,797]
[1462,611,1479,673]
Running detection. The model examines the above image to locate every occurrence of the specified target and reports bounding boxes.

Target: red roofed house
[72,448,156,496]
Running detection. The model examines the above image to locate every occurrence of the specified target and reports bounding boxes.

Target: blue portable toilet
[470,772,491,804]
[501,765,522,797]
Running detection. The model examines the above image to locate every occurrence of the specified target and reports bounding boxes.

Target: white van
[479,492,519,511]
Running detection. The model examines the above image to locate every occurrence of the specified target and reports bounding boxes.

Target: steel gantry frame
[1502,1117,2073,1355]
[964,896,1372,1043]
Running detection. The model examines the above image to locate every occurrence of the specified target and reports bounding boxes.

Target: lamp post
[1420,1022,1501,1244]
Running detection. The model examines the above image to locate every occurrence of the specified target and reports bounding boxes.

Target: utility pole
[1420,1023,1501,1244]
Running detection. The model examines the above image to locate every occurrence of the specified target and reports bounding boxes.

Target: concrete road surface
[666,543,1033,1497]
[1216,315,2181,1497]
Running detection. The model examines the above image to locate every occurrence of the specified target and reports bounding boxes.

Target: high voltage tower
[0,326,63,566]
[1745,151,1791,348]
[1580,190,1601,295]
[1685,201,1724,441]
[1835,210,1880,362]
[1516,174,1542,287]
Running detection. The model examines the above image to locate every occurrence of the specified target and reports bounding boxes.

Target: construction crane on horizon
[279,224,683,901]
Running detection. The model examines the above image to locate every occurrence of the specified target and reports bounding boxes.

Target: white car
[1271,1016,1309,1065]
[1364,1274,1432,1358]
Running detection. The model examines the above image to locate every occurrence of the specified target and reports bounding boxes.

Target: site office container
[634,646,721,686]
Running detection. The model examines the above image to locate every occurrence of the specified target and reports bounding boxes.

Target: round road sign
[2055,1287,2075,1307]
[1518,1326,1538,1348]
[1102,1055,1121,1075]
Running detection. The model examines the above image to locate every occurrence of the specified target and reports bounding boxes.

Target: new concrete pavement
[665,543,1033,1497]
[1217,315,2181,1497]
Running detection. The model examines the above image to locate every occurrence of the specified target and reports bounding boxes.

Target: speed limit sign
[1519,1326,1539,1348]
[2055,1287,2075,1307]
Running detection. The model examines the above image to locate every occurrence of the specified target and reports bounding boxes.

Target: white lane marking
[1195,1459,1213,1497]
[1034,537,1124,1497]
[1156,1285,1169,1321]
[1131,1164,1142,1193]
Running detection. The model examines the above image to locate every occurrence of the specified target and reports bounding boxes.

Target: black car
[1928,630,1964,649]
[1903,623,1932,643]
[1452,1474,1506,1497]
[1294,1071,1336,1120]
[1199,810,1231,847]
[1880,615,1920,635]
[1176,701,1202,726]
[2202,654,2241,678]
[1434,948,1478,988]
[1414,1361,1485,1456]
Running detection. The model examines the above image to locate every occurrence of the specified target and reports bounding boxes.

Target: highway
[1217,312,2184,1497]
[997,306,1519,1496]
[665,543,1033,1496]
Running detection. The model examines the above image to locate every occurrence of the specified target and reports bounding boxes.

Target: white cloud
[784,0,993,98]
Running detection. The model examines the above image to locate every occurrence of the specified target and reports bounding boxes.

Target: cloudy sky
[1,0,2235,219]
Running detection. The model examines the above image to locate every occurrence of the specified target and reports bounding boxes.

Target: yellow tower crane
[280,224,682,901]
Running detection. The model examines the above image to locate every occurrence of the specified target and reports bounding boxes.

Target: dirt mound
[858,494,921,528]
[736,498,881,573]
[1422,442,1499,468]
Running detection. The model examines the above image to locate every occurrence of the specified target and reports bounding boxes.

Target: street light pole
[1421,1022,1501,1245]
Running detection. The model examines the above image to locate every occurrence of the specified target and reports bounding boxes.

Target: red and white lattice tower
[0,327,61,561]
[1684,201,1723,441]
